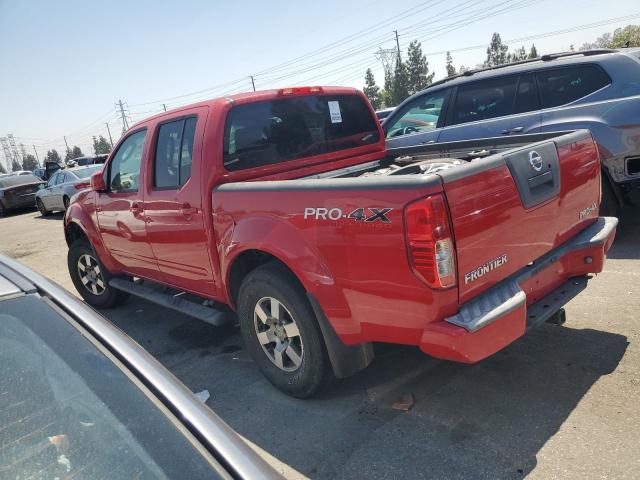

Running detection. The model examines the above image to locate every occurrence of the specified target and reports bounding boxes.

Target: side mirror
[90,171,106,192]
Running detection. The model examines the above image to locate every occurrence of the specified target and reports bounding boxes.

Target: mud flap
[307,293,374,378]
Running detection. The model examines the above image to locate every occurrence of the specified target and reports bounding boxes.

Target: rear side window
[451,76,518,125]
[536,65,610,109]
[223,94,379,171]
[154,117,196,188]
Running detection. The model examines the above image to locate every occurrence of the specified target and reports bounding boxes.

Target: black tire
[238,263,330,398]
[600,177,619,217]
[36,198,51,217]
[68,240,129,309]
[63,196,70,211]
[0,201,5,217]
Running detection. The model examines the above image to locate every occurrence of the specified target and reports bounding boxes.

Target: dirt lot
[1,207,639,479]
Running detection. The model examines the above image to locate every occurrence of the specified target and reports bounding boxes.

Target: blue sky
[0,0,637,165]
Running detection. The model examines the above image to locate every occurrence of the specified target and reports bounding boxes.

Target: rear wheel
[37,198,51,217]
[68,240,129,309]
[238,263,330,398]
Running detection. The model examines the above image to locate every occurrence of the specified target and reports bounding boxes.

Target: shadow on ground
[606,207,640,260]
[102,295,628,479]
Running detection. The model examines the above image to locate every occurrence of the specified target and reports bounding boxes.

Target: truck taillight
[405,194,457,289]
[278,86,324,95]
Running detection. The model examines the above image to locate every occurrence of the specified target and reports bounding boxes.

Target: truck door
[95,129,160,279]
[438,74,540,143]
[142,109,216,296]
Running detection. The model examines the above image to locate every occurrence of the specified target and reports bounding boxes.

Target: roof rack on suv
[426,49,616,89]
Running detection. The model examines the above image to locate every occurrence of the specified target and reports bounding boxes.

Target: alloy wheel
[77,253,106,296]
[254,296,304,372]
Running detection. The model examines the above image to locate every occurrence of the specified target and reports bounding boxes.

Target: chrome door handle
[510,126,524,133]
[180,203,198,216]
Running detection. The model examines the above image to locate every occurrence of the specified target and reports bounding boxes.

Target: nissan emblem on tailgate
[529,150,543,172]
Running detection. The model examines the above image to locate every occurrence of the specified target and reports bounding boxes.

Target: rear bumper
[2,193,37,210]
[419,216,618,363]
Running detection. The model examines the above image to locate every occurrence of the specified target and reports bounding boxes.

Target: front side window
[385,90,448,138]
[108,130,146,192]
[451,76,518,125]
[154,117,196,188]
[536,65,611,109]
[223,94,379,171]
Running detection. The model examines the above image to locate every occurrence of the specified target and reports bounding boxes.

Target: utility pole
[250,76,256,92]
[105,123,114,147]
[394,30,401,62]
[162,103,167,112]
[117,99,130,134]
[33,145,40,165]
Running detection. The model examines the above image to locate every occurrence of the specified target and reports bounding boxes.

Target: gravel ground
[1,206,639,479]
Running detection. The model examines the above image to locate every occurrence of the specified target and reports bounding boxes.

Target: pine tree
[445,51,457,77]
[22,154,39,171]
[44,149,62,164]
[485,33,508,66]
[92,135,112,155]
[11,158,22,172]
[528,44,538,59]
[406,40,434,95]
[66,146,83,161]
[0,162,6,174]
[391,59,410,105]
[363,69,382,110]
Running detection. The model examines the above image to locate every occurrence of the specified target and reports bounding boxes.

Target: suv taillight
[405,194,457,289]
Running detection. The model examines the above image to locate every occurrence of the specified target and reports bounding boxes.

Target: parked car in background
[0,174,44,217]
[42,160,63,181]
[375,107,395,122]
[383,48,640,215]
[0,255,280,479]
[67,154,109,167]
[36,164,103,215]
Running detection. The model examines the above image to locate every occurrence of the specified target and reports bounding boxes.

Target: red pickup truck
[64,86,617,397]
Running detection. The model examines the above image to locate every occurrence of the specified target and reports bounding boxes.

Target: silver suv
[383,48,640,214]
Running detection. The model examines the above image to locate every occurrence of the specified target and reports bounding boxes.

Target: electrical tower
[375,47,398,78]
[0,137,12,172]
[7,134,21,166]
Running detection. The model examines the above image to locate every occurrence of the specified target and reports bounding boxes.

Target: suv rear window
[223,94,379,171]
[536,65,610,108]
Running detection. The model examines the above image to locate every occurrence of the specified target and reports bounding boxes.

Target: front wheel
[68,240,129,308]
[63,196,70,211]
[36,198,51,217]
[238,263,330,398]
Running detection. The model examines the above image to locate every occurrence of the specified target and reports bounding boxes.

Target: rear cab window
[536,64,611,108]
[223,94,379,171]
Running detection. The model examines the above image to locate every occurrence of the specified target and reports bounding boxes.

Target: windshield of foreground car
[0,295,222,480]
[72,165,103,178]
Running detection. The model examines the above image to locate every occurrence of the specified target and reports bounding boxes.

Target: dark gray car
[36,165,103,215]
[383,48,640,213]
[0,254,280,479]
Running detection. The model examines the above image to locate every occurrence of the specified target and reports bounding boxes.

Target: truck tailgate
[439,130,601,303]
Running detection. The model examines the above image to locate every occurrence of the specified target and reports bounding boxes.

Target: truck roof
[129,86,361,130]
